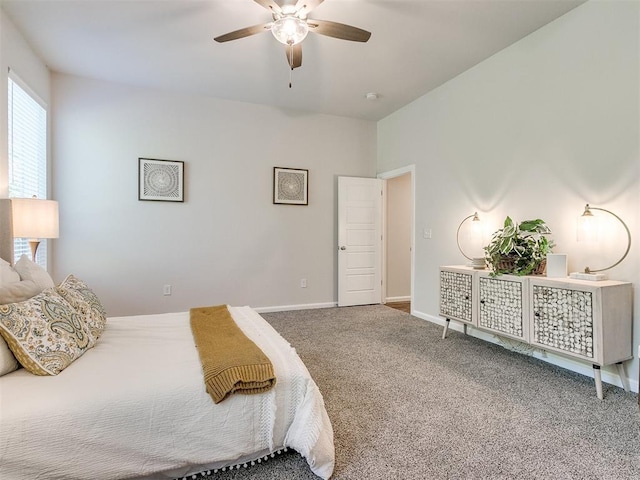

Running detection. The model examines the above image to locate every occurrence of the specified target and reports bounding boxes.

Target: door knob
[340,246,346,250]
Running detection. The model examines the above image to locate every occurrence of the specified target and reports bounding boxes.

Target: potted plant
[484,216,555,277]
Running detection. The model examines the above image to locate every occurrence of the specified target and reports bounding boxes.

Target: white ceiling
[1,0,585,121]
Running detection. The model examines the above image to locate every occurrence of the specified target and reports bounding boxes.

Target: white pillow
[14,255,54,291]
[0,257,20,286]
[0,336,19,376]
[0,280,41,304]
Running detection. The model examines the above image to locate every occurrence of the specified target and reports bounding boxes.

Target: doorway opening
[379,166,415,314]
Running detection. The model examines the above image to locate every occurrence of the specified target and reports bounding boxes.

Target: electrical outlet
[423,228,432,239]
[300,278,307,288]
[163,284,172,296]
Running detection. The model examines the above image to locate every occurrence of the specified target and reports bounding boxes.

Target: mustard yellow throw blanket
[190,305,276,404]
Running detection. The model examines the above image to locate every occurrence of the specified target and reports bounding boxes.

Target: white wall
[378,1,639,389]
[385,173,411,300]
[51,74,376,316]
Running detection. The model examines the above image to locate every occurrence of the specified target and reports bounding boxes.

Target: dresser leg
[442,319,450,339]
[593,365,603,400]
[615,362,630,392]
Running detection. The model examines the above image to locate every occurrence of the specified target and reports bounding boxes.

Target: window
[8,72,48,266]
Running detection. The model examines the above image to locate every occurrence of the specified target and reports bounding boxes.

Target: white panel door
[338,176,382,307]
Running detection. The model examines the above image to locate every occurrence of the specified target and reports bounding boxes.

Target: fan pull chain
[289,44,293,88]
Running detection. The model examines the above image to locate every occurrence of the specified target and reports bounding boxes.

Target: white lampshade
[271,16,309,45]
[577,205,599,243]
[11,198,59,239]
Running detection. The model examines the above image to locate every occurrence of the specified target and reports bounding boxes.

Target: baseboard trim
[411,309,639,394]
[385,296,410,303]
[254,302,337,314]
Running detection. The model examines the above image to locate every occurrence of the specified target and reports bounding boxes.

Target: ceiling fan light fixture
[271,16,309,45]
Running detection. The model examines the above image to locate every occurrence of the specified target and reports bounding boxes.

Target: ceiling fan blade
[295,0,324,17]
[253,0,282,15]
[214,23,272,43]
[286,43,302,69]
[308,19,371,42]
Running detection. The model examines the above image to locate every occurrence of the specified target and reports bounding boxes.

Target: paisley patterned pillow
[0,289,95,375]
[56,275,107,343]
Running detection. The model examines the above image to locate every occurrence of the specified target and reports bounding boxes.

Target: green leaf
[502,225,516,237]
[519,219,551,234]
[499,238,512,254]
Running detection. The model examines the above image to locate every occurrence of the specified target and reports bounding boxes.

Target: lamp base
[467,257,486,269]
[569,272,608,281]
[28,240,41,263]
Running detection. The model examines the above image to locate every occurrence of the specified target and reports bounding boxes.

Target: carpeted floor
[205,305,640,479]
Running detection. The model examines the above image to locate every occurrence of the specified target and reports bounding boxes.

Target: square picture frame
[139,158,184,202]
[273,167,308,205]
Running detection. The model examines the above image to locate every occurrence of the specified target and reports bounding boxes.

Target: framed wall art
[139,158,184,202]
[273,167,308,205]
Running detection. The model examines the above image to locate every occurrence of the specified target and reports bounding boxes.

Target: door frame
[378,165,415,312]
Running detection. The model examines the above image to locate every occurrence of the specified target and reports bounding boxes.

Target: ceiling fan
[214,0,371,71]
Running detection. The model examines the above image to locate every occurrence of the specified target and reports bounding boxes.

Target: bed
[0,260,334,479]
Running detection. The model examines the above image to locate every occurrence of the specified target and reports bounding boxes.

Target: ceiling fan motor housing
[271,16,309,45]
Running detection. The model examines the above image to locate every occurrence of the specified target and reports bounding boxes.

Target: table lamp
[569,204,631,281]
[11,197,59,263]
[456,212,484,268]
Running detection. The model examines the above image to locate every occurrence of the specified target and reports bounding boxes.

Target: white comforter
[0,306,334,480]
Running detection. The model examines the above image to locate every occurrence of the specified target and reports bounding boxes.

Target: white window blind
[8,72,48,266]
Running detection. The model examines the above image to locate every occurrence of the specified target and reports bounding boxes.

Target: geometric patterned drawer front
[532,285,594,358]
[440,271,472,322]
[478,277,524,338]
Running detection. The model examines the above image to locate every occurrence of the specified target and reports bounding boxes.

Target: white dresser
[439,265,633,399]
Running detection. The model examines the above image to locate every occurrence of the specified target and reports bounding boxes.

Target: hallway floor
[385,301,410,314]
